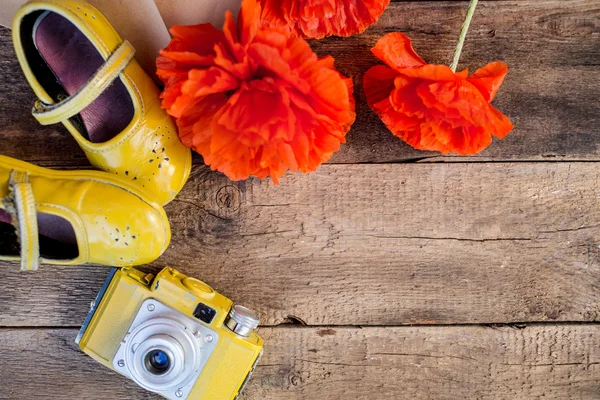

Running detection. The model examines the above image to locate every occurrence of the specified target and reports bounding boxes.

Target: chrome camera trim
[112,299,219,400]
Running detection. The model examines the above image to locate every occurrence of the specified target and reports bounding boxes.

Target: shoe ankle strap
[5,171,40,271]
[32,40,135,126]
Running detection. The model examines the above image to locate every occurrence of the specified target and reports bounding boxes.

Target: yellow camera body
[76,267,263,400]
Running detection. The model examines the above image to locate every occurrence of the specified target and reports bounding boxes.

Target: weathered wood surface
[1,325,599,399]
[0,0,599,166]
[1,1,599,399]
[1,162,599,327]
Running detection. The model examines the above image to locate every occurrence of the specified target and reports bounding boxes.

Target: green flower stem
[450,0,479,72]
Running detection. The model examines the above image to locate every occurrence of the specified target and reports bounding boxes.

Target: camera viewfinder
[193,303,217,324]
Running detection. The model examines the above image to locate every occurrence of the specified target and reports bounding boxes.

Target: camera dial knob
[225,305,260,337]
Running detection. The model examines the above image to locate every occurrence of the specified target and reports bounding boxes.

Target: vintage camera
[76,266,263,400]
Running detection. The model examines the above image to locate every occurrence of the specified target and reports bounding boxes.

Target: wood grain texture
[1,162,598,327]
[0,1,598,166]
[0,1,599,398]
[1,325,599,399]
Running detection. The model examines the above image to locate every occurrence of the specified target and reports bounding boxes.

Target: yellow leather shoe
[0,155,170,270]
[12,0,191,205]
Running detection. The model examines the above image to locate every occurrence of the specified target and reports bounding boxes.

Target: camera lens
[119,317,204,392]
[144,349,171,375]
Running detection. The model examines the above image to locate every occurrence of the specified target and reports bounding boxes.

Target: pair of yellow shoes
[1,0,190,270]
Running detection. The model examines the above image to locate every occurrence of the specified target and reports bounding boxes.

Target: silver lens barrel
[123,318,200,392]
[132,334,185,386]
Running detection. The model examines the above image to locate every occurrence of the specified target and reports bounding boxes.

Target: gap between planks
[1,324,599,399]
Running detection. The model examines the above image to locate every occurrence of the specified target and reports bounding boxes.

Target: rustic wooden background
[1,0,599,399]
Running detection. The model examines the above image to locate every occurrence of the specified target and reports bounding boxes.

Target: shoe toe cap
[95,125,192,205]
[80,183,171,266]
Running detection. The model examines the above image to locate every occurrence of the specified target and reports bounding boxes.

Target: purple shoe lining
[33,12,134,143]
[0,208,78,259]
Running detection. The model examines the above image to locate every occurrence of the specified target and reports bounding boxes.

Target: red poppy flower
[259,0,390,39]
[363,33,513,155]
[157,0,355,183]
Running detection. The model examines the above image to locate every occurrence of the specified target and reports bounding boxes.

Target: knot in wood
[215,185,241,212]
[290,374,302,386]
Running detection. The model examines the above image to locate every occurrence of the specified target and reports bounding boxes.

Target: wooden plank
[0,1,599,166]
[321,0,600,163]
[1,324,599,399]
[1,162,598,326]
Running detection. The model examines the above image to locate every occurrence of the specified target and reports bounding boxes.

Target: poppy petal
[168,24,226,55]
[239,0,262,44]
[372,32,426,71]
[467,61,508,102]
[363,65,398,107]
[398,64,458,82]
[177,94,227,150]
[486,106,514,139]
[157,51,215,69]
[182,67,240,98]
